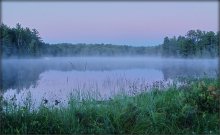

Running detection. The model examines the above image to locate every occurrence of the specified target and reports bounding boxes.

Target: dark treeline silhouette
[44,43,161,56]
[0,23,219,58]
[162,30,219,58]
[0,23,45,57]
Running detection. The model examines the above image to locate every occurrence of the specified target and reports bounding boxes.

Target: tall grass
[0,78,219,134]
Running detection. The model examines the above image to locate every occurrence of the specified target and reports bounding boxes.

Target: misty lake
[2,57,218,108]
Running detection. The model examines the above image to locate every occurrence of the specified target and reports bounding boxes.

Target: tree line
[0,23,45,57]
[0,23,219,58]
[162,30,219,58]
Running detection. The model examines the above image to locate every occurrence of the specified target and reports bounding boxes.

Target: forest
[0,23,219,58]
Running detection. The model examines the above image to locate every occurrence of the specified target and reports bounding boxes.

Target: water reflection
[2,57,218,107]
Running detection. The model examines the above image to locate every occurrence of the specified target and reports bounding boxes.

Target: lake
[1,57,218,108]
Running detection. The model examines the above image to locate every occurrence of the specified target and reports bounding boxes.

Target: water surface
[2,57,218,107]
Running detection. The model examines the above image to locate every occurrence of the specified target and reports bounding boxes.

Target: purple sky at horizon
[2,1,218,46]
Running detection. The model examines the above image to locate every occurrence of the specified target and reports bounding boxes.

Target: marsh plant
[0,78,219,134]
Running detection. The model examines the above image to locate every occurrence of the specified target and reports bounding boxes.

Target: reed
[0,78,219,134]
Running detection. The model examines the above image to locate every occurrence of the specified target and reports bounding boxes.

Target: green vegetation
[162,30,219,58]
[1,23,219,134]
[1,23,219,58]
[1,78,219,134]
[0,23,45,57]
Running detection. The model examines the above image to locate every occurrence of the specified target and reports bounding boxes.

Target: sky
[2,1,219,46]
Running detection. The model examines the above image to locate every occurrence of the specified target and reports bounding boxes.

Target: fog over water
[2,57,218,108]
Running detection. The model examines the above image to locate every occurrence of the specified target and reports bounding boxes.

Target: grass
[0,78,219,134]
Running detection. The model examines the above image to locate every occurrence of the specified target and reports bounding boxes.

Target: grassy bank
[0,78,219,134]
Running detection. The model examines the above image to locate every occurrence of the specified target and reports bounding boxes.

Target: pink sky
[2,1,219,46]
